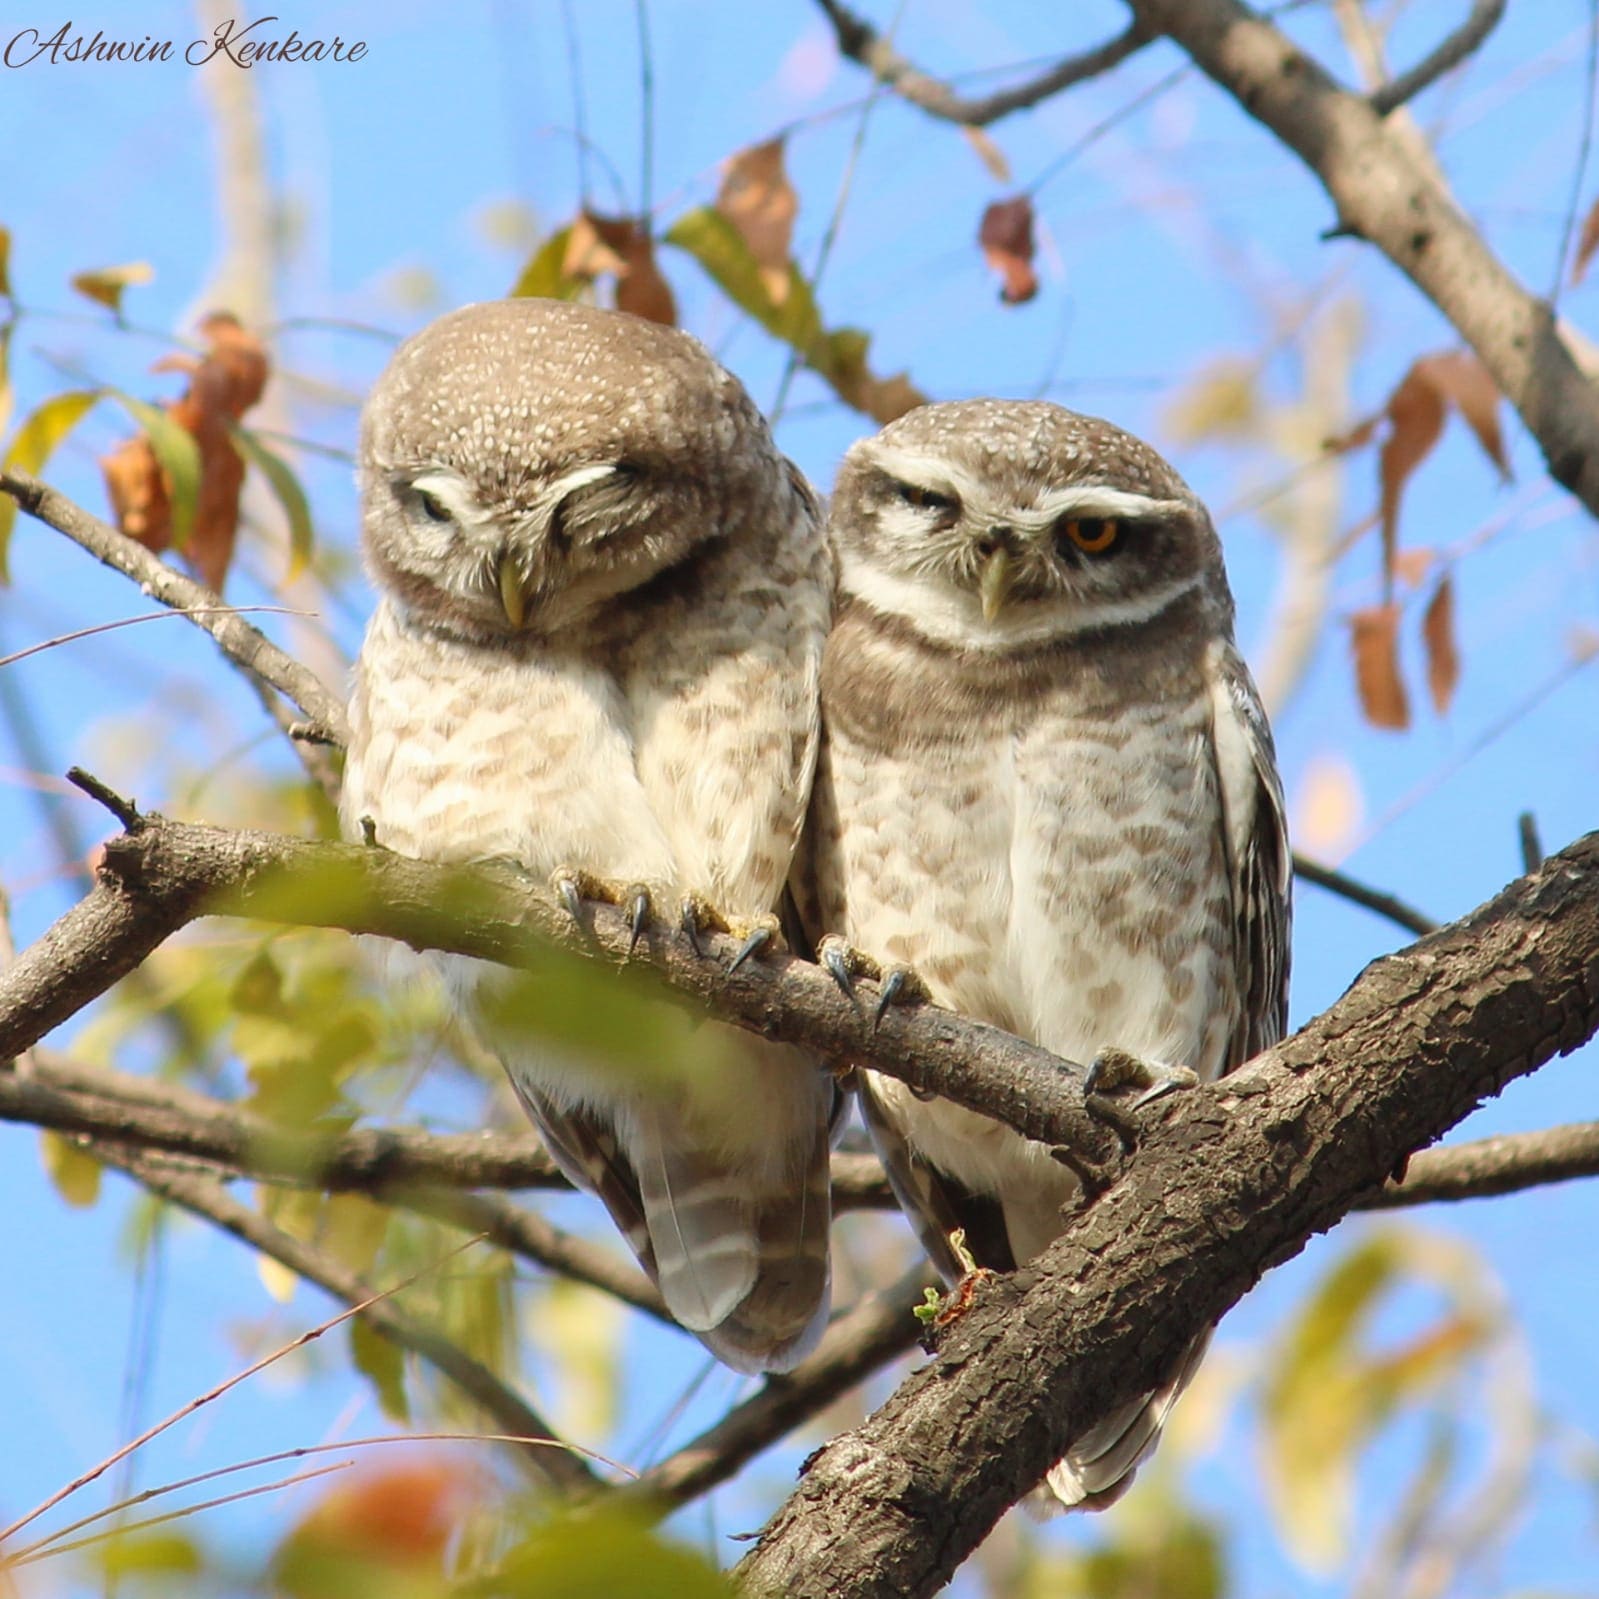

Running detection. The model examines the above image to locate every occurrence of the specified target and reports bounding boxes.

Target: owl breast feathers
[798,398,1291,1507]
[342,299,837,1374]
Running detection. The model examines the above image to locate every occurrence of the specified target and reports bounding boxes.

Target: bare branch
[1368,0,1506,116]
[814,0,1151,128]
[0,469,350,750]
[1292,852,1438,936]
[93,1144,602,1496]
[1370,1120,1599,1208]
[1124,0,1599,522]
[738,829,1599,1596]
[626,1268,926,1510]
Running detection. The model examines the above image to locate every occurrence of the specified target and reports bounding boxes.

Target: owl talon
[624,884,652,954]
[728,919,777,974]
[871,963,928,1029]
[1084,1046,1200,1112]
[818,934,878,1004]
[678,893,731,960]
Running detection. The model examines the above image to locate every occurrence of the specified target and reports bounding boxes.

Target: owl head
[360,299,790,641]
[829,399,1230,650]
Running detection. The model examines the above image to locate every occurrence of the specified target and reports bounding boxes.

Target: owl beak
[979,548,1013,622]
[498,554,527,630]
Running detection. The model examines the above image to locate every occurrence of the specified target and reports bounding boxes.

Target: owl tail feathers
[633,1116,833,1377]
[1027,1328,1213,1516]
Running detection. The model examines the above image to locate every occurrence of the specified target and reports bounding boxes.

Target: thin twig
[0,470,348,748]
[1369,0,1507,115]
[1291,852,1438,937]
[813,0,1151,127]
[92,1145,601,1495]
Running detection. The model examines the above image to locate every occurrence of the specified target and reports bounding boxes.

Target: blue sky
[2,3,1597,1593]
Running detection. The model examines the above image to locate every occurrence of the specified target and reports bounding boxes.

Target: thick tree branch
[738,831,1599,1597]
[0,469,349,748]
[93,1144,602,1497]
[1122,0,1599,519]
[813,0,1150,128]
[0,811,1116,1164]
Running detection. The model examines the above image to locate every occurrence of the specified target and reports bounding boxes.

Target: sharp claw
[729,925,772,973]
[680,899,705,958]
[626,886,651,954]
[872,968,907,1029]
[557,876,584,925]
[822,945,856,1001]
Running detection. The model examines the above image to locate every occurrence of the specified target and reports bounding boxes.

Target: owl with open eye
[797,398,1290,1504]
[342,298,836,1373]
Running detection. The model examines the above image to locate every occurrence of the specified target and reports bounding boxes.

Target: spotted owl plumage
[342,299,837,1373]
[797,398,1290,1504]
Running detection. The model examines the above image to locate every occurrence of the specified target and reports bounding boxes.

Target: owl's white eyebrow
[407,471,485,526]
[1030,485,1188,523]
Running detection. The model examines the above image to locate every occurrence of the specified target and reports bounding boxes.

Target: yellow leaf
[0,225,12,299]
[41,1131,101,1208]
[1165,358,1259,444]
[70,260,154,315]
[509,225,582,301]
[259,1254,299,1303]
[350,1316,409,1423]
[0,388,100,580]
[97,1530,203,1577]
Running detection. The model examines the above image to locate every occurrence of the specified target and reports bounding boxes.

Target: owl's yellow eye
[1060,517,1119,555]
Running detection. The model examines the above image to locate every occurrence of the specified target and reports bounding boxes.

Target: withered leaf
[1378,363,1446,596]
[1413,351,1509,478]
[1421,575,1460,715]
[1573,196,1599,285]
[978,195,1038,305]
[70,260,154,315]
[100,312,270,593]
[1350,604,1410,730]
[562,211,676,327]
[717,138,797,306]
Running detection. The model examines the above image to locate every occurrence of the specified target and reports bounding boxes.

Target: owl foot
[550,865,612,929]
[679,892,732,958]
[816,937,929,1029]
[727,912,784,974]
[1084,1046,1199,1113]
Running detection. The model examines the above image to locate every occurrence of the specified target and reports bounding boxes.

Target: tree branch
[0,811,1117,1165]
[1123,0,1599,520]
[1368,0,1505,116]
[737,830,1599,1597]
[813,0,1150,128]
[1292,852,1438,936]
[93,1144,602,1497]
[0,469,350,749]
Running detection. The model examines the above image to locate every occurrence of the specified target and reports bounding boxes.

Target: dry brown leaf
[1421,575,1460,715]
[562,210,676,327]
[1414,351,1509,478]
[1573,197,1599,285]
[978,196,1038,305]
[100,311,269,592]
[717,138,797,305]
[1350,604,1410,730]
[1391,546,1436,589]
[963,127,1013,184]
[1378,364,1446,596]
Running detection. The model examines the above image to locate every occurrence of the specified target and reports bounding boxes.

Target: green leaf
[665,207,820,351]
[41,1131,102,1208]
[350,1315,409,1423]
[499,1508,733,1599]
[0,225,12,299]
[70,260,154,316]
[510,225,583,301]
[108,391,201,552]
[97,1529,204,1578]
[0,388,100,580]
[228,422,315,581]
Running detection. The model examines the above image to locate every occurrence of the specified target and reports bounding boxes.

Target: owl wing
[1209,639,1292,1068]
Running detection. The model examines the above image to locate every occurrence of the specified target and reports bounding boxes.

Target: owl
[341,298,837,1373]
[798,399,1290,1504]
